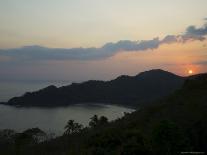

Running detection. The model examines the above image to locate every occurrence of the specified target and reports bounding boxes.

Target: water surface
[0,104,134,135]
[0,80,135,135]
[0,80,70,102]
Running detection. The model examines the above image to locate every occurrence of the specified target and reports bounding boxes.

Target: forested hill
[3,69,184,107]
[1,72,207,155]
[35,72,207,154]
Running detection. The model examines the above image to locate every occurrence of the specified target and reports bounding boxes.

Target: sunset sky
[0,0,207,82]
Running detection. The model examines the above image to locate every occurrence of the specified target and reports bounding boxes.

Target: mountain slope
[44,73,207,154]
[82,73,207,154]
[4,69,184,107]
[3,72,206,155]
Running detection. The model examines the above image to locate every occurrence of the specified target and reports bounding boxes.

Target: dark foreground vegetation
[1,73,207,155]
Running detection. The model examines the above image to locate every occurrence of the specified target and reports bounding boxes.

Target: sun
[188,70,193,74]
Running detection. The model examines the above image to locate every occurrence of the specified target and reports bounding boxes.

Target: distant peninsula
[1,69,185,107]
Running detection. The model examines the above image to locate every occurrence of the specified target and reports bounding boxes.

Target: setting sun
[188,70,193,74]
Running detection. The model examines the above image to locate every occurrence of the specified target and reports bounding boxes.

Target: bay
[0,104,134,135]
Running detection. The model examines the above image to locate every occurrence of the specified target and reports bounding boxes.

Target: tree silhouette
[64,120,83,135]
[89,115,99,128]
[89,115,108,128]
[99,116,108,125]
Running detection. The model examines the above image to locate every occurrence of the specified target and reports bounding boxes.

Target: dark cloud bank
[0,20,207,61]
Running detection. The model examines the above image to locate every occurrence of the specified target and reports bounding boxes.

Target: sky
[0,0,207,82]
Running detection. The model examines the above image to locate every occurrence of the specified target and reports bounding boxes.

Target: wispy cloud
[194,60,207,65]
[0,20,207,61]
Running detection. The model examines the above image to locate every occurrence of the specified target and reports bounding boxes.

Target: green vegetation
[0,74,207,154]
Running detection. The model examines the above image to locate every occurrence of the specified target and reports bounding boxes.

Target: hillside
[3,69,184,107]
[34,73,207,154]
[0,73,207,155]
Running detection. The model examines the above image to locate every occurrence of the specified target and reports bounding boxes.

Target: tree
[64,120,83,135]
[89,115,99,128]
[89,115,108,128]
[0,129,16,143]
[99,116,108,125]
[121,129,150,155]
[152,120,185,155]
[14,128,46,155]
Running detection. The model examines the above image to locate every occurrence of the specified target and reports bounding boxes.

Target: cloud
[194,60,207,65]
[102,38,160,52]
[0,20,207,61]
[160,35,178,44]
[160,21,207,43]
[185,25,207,36]
[182,24,207,41]
[0,38,161,61]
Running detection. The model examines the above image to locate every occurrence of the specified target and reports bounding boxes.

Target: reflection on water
[0,104,135,135]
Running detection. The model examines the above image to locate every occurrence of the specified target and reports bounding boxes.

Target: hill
[3,69,184,107]
[29,73,207,154]
[1,72,206,155]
